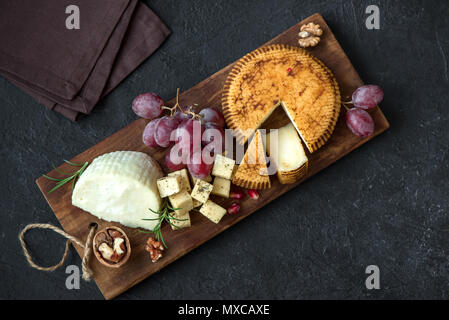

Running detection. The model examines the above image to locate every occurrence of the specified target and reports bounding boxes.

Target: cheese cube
[199,200,227,224]
[168,190,193,212]
[170,210,191,230]
[157,176,181,198]
[211,177,231,198]
[190,173,212,185]
[192,198,203,208]
[212,154,235,179]
[191,179,213,204]
[168,169,191,193]
[230,164,238,180]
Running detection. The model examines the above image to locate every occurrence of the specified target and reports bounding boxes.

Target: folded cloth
[0,0,170,121]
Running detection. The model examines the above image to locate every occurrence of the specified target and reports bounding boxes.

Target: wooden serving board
[36,13,389,299]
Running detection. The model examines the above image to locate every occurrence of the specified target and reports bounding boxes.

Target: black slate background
[1,0,448,300]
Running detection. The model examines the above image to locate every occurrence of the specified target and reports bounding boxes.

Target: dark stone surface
[1,0,448,299]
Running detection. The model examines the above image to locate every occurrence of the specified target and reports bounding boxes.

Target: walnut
[298,22,323,48]
[93,226,131,268]
[145,236,164,263]
[107,229,123,238]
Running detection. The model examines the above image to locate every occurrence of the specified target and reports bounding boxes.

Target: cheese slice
[266,123,308,184]
[72,151,163,230]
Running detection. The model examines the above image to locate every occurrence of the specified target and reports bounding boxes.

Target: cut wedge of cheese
[232,130,270,189]
[72,151,163,230]
[266,123,308,184]
[222,44,340,152]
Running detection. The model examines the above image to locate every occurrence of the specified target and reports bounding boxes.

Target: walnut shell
[93,226,131,268]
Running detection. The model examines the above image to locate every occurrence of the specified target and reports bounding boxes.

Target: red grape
[142,118,160,148]
[175,119,204,154]
[202,125,225,158]
[173,106,193,123]
[165,145,188,171]
[154,116,178,148]
[132,93,164,119]
[199,108,225,127]
[352,85,384,110]
[202,125,225,146]
[204,121,222,130]
[346,108,375,138]
[187,151,213,179]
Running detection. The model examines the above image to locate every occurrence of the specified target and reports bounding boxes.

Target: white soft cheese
[266,123,308,172]
[72,151,163,230]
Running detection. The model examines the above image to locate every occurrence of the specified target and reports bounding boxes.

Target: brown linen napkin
[0,0,131,101]
[0,0,170,121]
[55,1,171,120]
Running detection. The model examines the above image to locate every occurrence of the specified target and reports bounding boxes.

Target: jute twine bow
[19,223,98,281]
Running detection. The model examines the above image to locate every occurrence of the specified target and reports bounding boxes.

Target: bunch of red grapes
[132,93,226,179]
[132,84,383,179]
[345,85,384,138]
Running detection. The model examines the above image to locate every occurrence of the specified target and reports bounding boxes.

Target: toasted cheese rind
[222,44,340,153]
[277,162,308,184]
[232,131,271,190]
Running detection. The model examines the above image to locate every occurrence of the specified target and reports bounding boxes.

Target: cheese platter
[35,13,389,299]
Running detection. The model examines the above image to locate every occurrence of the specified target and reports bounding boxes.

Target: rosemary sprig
[42,160,89,194]
[139,199,187,248]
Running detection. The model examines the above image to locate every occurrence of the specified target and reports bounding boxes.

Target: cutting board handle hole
[89,222,98,229]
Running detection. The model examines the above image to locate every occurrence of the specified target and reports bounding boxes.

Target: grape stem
[341,100,353,111]
[161,88,203,121]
